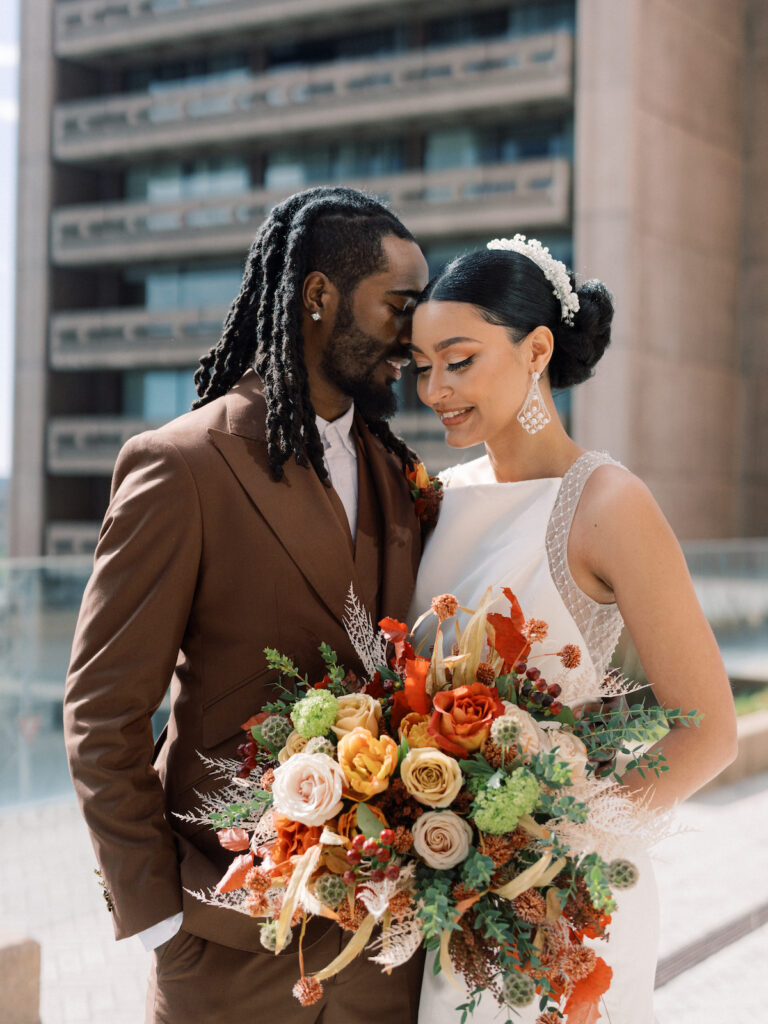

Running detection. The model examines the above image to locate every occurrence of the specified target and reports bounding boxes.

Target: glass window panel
[425,129,478,171]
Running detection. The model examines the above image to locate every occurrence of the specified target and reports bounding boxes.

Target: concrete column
[10,0,56,556]
[573,0,746,539]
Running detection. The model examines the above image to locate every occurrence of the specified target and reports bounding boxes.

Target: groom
[63,186,430,1022]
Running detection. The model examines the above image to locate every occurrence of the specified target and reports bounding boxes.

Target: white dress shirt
[138,406,360,952]
[315,403,359,539]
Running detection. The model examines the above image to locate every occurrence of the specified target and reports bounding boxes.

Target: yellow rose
[400,748,463,808]
[398,712,439,750]
[277,729,310,764]
[331,693,382,740]
[337,727,398,800]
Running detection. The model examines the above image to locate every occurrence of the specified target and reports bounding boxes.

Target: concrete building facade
[10,0,768,556]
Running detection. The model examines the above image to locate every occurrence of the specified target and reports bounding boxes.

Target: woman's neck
[484,416,584,483]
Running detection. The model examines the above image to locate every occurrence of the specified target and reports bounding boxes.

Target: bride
[407,237,737,1023]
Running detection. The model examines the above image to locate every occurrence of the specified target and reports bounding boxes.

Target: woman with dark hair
[408,237,737,1023]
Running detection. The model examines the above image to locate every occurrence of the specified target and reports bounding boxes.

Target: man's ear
[302,271,339,322]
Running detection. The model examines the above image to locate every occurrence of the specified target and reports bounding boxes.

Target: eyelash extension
[413,355,475,377]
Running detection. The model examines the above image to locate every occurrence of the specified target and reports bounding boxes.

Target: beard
[319,298,399,421]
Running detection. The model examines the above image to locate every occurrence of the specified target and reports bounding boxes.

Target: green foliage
[529,749,574,788]
[494,674,517,702]
[460,848,495,891]
[415,870,459,949]
[263,647,304,682]
[355,801,384,841]
[458,754,497,794]
[318,642,347,689]
[578,852,616,913]
[538,791,589,823]
[397,735,410,768]
[208,790,273,829]
[474,900,514,947]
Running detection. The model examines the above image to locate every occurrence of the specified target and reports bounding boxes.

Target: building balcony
[54,0,416,59]
[51,157,572,266]
[50,306,225,369]
[53,33,573,162]
[48,417,154,474]
[46,522,102,557]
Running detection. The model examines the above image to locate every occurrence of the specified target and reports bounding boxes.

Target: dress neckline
[443,451,592,489]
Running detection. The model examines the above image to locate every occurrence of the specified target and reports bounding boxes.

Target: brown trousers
[146,926,425,1023]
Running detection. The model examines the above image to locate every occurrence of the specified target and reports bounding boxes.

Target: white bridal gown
[409,451,659,1024]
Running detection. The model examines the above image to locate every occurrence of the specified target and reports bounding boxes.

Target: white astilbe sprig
[174,754,273,830]
[548,780,677,861]
[183,887,254,917]
[342,583,388,677]
[357,862,417,921]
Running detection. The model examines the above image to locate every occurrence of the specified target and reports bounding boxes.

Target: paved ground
[2,771,767,1024]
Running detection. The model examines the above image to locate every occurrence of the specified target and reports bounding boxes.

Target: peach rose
[331,693,383,739]
[400,748,463,808]
[412,810,473,869]
[277,729,310,764]
[337,727,398,800]
[398,712,439,750]
[271,752,345,827]
[428,683,505,755]
[499,705,549,759]
[540,723,589,783]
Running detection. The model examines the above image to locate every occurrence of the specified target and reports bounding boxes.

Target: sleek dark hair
[420,247,613,388]
[194,186,417,480]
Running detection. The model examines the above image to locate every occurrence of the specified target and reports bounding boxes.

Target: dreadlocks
[193,186,417,481]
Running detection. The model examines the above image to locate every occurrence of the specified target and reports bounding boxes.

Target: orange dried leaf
[214,852,254,894]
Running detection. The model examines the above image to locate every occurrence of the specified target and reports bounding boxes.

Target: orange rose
[399,712,439,749]
[337,727,398,800]
[337,802,389,843]
[271,813,323,865]
[428,683,505,756]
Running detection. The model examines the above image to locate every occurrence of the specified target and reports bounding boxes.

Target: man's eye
[390,304,412,316]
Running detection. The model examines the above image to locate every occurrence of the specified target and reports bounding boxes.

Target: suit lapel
[352,431,383,617]
[207,373,358,628]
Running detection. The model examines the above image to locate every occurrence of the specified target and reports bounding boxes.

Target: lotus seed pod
[502,970,536,1007]
[608,859,639,890]
[491,715,521,749]
[304,735,336,757]
[260,715,293,748]
[314,872,348,909]
[260,920,292,951]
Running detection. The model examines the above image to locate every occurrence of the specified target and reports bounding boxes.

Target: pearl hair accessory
[487,234,580,326]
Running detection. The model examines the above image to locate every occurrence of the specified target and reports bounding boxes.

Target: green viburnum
[291,690,339,739]
[471,767,540,835]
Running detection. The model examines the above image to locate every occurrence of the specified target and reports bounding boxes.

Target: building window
[125,157,251,204]
[265,139,405,190]
[124,264,243,311]
[425,119,573,172]
[125,52,250,94]
[123,369,198,421]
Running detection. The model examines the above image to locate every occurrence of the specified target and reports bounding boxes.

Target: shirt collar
[315,403,356,456]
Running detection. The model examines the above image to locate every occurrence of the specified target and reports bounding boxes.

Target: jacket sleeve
[63,431,202,940]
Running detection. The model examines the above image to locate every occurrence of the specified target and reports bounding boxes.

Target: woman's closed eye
[413,355,475,377]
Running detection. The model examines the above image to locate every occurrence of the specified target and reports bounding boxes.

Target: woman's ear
[528,326,554,376]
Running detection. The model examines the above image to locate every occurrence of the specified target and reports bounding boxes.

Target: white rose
[501,705,548,758]
[331,693,382,740]
[277,729,309,764]
[412,811,473,869]
[271,752,345,827]
[540,723,589,783]
[400,748,463,808]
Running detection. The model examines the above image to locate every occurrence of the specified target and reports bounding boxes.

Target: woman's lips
[438,407,473,427]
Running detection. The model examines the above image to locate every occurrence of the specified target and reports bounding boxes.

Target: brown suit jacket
[64,370,421,953]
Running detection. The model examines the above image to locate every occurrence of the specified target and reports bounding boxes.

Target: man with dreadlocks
[64,187,430,1022]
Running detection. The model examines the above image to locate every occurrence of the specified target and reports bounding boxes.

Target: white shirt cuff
[137,911,183,952]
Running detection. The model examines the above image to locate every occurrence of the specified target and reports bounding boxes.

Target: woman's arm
[570,466,738,809]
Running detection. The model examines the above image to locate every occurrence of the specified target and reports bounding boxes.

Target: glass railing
[2,540,766,807]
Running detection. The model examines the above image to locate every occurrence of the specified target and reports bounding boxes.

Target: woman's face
[411,300,538,450]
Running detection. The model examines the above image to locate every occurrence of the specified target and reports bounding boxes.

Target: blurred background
[1,1,767,1022]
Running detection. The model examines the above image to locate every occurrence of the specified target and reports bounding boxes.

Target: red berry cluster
[342,829,401,887]
[513,662,563,717]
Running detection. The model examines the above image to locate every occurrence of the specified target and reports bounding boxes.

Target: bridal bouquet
[185,588,699,1023]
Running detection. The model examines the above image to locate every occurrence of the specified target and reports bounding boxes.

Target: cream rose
[540,724,589,783]
[277,729,310,764]
[500,705,548,758]
[412,810,473,869]
[271,752,345,827]
[400,748,463,808]
[331,693,382,740]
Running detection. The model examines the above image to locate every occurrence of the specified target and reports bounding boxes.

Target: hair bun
[549,278,613,388]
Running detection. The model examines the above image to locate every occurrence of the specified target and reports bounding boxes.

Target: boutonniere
[405,461,443,530]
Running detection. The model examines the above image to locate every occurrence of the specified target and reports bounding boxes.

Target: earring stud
[311,312,321,322]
